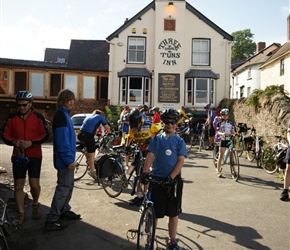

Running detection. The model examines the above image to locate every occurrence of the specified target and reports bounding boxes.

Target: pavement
[0,142,289,250]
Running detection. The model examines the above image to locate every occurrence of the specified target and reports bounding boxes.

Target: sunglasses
[163,120,177,125]
[17,103,29,107]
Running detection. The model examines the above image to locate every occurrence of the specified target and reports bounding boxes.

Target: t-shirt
[80,114,108,134]
[217,120,235,141]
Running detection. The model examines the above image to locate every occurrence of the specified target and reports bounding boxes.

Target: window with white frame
[192,39,210,66]
[247,87,251,96]
[31,72,44,97]
[128,37,146,64]
[280,58,285,76]
[83,76,95,98]
[119,76,151,105]
[185,78,215,106]
[247,67,252,79]
[65,75,77,96]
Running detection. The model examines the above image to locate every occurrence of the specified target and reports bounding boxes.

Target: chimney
[288,15,290,41]
[124,18,129,24]
[256,42,266,53]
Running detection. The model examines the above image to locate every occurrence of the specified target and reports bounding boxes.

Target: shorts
[285,146,290,164]
[77,131,95,153]
[13,157,42,179]
[151,175,183,218]
[220,140,231,148]
[208,124,215,137]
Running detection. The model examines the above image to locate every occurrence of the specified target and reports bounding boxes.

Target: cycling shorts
[77,131,95,153]
[13,157,42,179]
[208,124,215,137]
[151,175,183,218]
[220,140,231,148]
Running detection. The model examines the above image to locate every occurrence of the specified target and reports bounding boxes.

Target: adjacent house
[106,0,232,110]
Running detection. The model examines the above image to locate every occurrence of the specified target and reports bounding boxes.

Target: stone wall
[220,96,290,142]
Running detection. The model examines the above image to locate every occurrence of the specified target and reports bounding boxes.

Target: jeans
[46,168,74,222]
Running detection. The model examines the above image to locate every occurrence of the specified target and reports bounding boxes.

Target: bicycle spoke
[74,151,89,181]
[261,146,279,174]
[230,150,240,181]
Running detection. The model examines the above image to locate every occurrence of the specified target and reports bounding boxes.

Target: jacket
[53,107,76,170]
[2,108,49,158]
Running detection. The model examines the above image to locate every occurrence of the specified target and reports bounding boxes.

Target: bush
[105,104,122,131]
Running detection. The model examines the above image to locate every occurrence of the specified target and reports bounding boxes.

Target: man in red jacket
[2,91,49,226]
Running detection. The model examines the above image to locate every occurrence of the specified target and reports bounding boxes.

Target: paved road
[0,142,289,250]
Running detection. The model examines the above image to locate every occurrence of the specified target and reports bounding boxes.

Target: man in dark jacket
[45,89,81,231]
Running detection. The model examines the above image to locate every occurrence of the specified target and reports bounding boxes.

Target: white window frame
[127,37,146,64]
[185,78,215,107]
[192,39,210,66]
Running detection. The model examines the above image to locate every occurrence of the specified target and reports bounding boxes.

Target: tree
[231,29,256,60]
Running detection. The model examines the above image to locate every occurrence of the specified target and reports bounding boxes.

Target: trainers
[60,211,81,220]
[231,171,238,179]
[167,240,180,250]
[217,172,224,178]
[129,196,143,206]
[88,171,97,179]
[280,189,289,201]
[45,220,68,231]
[32,203,42,220]
[13,212,25,226]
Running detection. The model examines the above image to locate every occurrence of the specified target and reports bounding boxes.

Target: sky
[0,0,289,61]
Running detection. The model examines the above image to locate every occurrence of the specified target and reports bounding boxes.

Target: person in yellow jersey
[125,108,160,206]
[177,106,189,126]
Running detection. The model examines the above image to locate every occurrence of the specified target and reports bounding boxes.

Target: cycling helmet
[220,108,230,115]
[161,109,180,122]
[128,108,142,128]
[141,104,149,112]
[151,106,159,112]
[15,91,33,101]
[204,103,210,109]
[181,106,186,110]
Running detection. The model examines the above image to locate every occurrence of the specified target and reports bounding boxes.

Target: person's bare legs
[88,152,95,173]
[217,147,226,174]
[29,177,41,205]
[14,178,26,214]
[168,216,178,240]
[283,164,290,189]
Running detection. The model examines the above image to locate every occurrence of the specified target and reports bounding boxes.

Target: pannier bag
[276,148,287,170]
[242,136,254,150]
[237,123,248,133]
[94,153,122,178]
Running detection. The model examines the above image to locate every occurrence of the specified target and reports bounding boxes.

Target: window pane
[130,90,141,102]
[192,39,209,65]
[129,78,142,89]
[83,76,95,98]
[196,79,207,90]
[128,37,145,63]
[65,75,77,95]
[0,70,9,94]
[14,72,27,94]
[31,73,43,96]
[50,74,62,97]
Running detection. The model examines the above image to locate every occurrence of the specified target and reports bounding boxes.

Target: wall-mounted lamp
[143,28,147,34]
[132,28,136,34]
[168,2,174,6]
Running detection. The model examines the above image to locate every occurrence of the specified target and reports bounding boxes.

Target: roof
[44,48,69,63]
[68,40,109,71]
[185,69,218,79]
[118,67,152,77]
[106,1,233,41]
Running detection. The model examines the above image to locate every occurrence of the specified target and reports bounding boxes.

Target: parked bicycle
[0,198,13,250]
[261,135,288,174]
[199,124,207,152]
[213,138,240,181]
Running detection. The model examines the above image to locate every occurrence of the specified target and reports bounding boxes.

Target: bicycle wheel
[74,151,89,181]
[246,149,256,162]
[237,139,244,157]
[230,150,240,181]
[256,149,263,168]
[0,227,9,250]
[199,134,205,152]
[137,205,156,250]
[261,146,279,174]
[185,135,194,153]
[100,161,124,198]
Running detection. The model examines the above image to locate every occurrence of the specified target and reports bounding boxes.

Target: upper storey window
[127,37,146,64]
[192,39,210,66]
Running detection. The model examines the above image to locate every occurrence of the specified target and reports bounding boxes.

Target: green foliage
[231,29,256,60]
[105,104,122,131]
[246,85,289,107]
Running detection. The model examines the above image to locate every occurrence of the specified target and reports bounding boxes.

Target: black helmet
[128,108,142,128]
[220,108,230,115]
[181,106,186,110]
[141,104,149,112]
[15,91,33,101]
[161,109,180,122]
[204,103,210,109]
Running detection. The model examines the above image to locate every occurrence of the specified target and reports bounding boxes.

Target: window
[127,37,146,64]
[50,73,63,97]
[240,86,244,98]
[31,72,44,97]
[280,58,285,76]
[65,75,77,96]
[119,76,151,105]
[57,57,65,63]
[0,69,8,95]
[247,87,251,97]
[247,67,252,79]
[185,78,215,106]
[192,39,210,65]
[14,72,27,94]
[99,77,108,100]
[83,76,95,98]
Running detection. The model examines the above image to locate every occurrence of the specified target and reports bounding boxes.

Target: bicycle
[261,135,289,174]
[0,198,13,250]
[213,138,240,181]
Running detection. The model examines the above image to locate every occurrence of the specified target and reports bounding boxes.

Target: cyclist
[77,109,113,179]
[150,106,162,131]
[142,108,186,250]
[280,124,290,201]
[125,108,160,206]
[177,106,189,126]
[216,108,236,178]
[204,103,216,150]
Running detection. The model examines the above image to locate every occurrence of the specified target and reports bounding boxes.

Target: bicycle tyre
[199,135,205,152]
[185,135,194,153]
[256,149,263,168]
[246,150,256,162]
[74,151,89,181]
[230,150,240,181]
[0,227,9,250]
[261,145,279,174]
[100,161,124,198]
[137,205,156,250]
[237,140,244,157]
